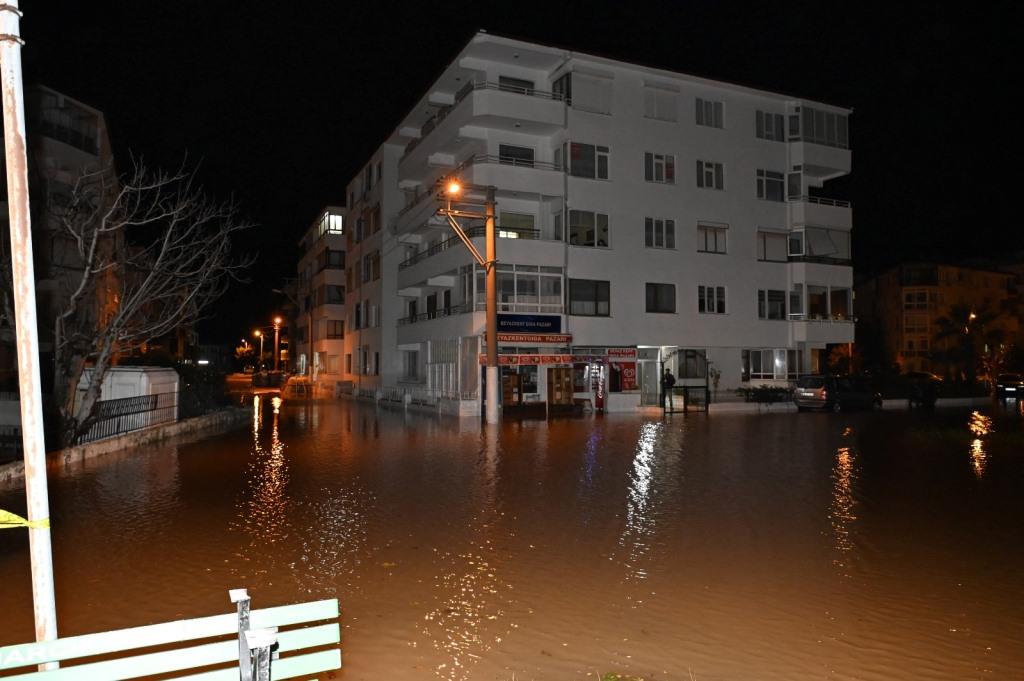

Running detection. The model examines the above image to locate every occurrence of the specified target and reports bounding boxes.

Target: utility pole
[483,186,499,424]
[0,0,59,668]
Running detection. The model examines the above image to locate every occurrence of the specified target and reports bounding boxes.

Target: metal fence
[76,390,179,445]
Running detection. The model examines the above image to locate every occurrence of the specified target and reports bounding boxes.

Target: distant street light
[438,178,499,424]
[273,316,282,371]
[253,330,264,369]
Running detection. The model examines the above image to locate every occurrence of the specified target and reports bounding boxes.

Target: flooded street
[2,398,1023,680]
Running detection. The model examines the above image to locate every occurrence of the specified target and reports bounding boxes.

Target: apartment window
[404,350,419,380]
[757,230,788,262]
[326,285,344,304]
[568,209,609,247]
[373,351,380,376]
[568,279,610,316]
[645,283,675,313]
[643,86,678,121]
[325,320,343,339]
[756,111,786,141]
[498,75,534,95]
[742,349,788,381]
[345,353,352,374]
[645,218,675,249]
[498,144,534,167]
[758,289,787,319]
[569,142,609,179]
[788,231,804,257]
[695,97,723,128]
[371,250,381,280]
[796,106,850,149]
[354,303,362,329]
[696,160,724,190]
[697,223,727,253]
[362,344,371,376]
[698,285,726,314]
[790,284,803,316]
[362,254,372,282]
[552,73,572,103]
[318,248,344,270]
[500,211,535,238]
[644,152,675,183]
[756,169,785,202]
[808,285,828,318]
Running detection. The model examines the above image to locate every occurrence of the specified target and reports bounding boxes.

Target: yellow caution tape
[0,509,50,530]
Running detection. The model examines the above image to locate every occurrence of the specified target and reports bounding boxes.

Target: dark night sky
[20,1,1023,342]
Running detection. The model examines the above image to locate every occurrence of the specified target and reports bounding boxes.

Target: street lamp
[438,178,499,424]
[253,330,264,369]
[273,316,282,371]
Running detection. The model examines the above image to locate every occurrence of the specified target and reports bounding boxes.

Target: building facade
[292,207,346,391]
[342,32,854,412]
[856,263,1018,374]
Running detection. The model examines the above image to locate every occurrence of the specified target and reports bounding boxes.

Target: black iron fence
[76,391,179,445]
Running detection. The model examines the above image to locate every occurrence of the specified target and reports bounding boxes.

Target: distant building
[291,208,346,391]
[341,32,854,412]
[856,262,1019,374]
[1,85,118,389]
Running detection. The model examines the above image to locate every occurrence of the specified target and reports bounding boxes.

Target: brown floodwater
[2,397,1023,680]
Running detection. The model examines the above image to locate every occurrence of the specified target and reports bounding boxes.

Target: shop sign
[480,354,574,366]
[497,314,562,334]
[491,333,573,344]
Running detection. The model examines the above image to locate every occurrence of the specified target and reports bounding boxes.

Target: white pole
[484,186,500,425]
[0,0,60,668]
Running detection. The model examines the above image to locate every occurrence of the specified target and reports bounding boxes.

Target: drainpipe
[1,0,59,667]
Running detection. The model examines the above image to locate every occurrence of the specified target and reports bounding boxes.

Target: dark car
[995,373,1024,400]
[794,375,882,412]
[901,371,942,409]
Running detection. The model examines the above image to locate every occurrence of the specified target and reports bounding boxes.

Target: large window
[794,106,849,149]
[696,160,724,190]
[498,144,534,167]
[569,142,609,179]
[698,285,726,314]
[757,230,788,262]
[697,223,727,253]
[645,217,675,249]
[326,320,344,338]
[696,98,724,128]
[643,86,678,121]
[644,152,675,183]
[645,283,675,313]
[466,263,563,313]
[758,289,787,319]
[756,169,785,202]
[325,285,344,305]
[569,279,610,316]
[756,111,785,141]
[498,75,534,95]
[789,227,852,263]
[569,209,609,247]
[742,349,799,381]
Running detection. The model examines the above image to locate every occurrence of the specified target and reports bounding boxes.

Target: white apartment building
[293,208,346,393]
[342,32,853,413]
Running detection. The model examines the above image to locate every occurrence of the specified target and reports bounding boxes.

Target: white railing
[788,313,856,322]
[790,194,851,208]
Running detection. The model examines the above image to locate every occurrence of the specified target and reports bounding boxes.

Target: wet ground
[1,398,1022,680]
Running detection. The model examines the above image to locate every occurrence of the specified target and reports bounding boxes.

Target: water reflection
[618,422,660,583]
[968,411,992,478]
[829,444,859,573]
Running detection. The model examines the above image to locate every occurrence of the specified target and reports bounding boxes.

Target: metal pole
[484,186,499,425]
[273,323,280,371]
[0,0,59,667]
[257,333,264,369]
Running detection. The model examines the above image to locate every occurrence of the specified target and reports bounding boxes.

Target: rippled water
[2,399,1023,680]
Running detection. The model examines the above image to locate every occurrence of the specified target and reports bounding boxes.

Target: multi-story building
[1,85,117,388]
[342,32,854,412]
[856,262,1018,374]
[291,207,346,392]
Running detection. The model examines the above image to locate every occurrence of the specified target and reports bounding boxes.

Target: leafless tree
[46,159,254,445]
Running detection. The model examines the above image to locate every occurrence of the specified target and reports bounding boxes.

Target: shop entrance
[547,367,574,415]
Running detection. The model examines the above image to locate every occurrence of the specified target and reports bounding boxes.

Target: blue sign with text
[497,314,562,334]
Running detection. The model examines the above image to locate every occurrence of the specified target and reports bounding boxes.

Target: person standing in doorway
[661,367,676,410]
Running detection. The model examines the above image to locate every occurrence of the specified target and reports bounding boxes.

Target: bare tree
[47,159,253,445]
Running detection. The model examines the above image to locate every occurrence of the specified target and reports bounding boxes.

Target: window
[696,160,724,189]
[788,231,804,257]
[318,249,344,270]
[361,254,372,282]
[807,285,828,318]
[571,73,612,114]
[326,320,344,338]
[498,75,534,95]
[345,353,352,374]
[570,142,609,179]
[742,348,789,381]
[756,169,785,202]
[645,218,675,249]
[403,350,419,380]
[644,152,675,183]
[756,111,785,141]
[758,289,787,319]
[498,144,534,167]
[326,285,344,304]
[569,279,610,316]
[318,212,343,237]
[643,86,678,121]
[371,250,381,280]
[552,73,572,103]
[696,97,723,128]
[795,106,849,149]
[500,211,535,238]
[789,227,852,263]
[645,283,675,313]
[353,303,361,329]
[698,285,726,314]
[790,284,803,316]
[757,230,788,262]
[568,210,609,247]
[697,223,727,253]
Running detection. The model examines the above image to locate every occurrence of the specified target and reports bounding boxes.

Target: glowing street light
[273,316,282,371]
[253,329,264,369]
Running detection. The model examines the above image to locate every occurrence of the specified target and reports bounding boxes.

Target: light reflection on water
[618,421,660,584]
[968,410,992,478]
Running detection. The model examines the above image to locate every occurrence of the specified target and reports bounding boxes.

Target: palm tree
[931,302,1006,384]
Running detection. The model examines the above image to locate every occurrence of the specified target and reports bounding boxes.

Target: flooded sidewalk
[1,399,1022,680]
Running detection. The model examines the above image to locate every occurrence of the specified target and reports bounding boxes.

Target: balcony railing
[790,194,851,208]
[458,154,560,172]
[398,225,542,270]
[403,81,565,158]
[788,313,856,323]
[397,302,472,326]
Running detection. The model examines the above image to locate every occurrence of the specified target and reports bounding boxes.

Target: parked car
[901,371,942,409]
[794,375,882,412]
[995,373,1024,400]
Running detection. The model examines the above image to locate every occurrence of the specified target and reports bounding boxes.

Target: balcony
[789,314,855,343]
[788,141,850,181]
[401,81,566,162]
[397,302,472,326]
[789,195,852,230]
[457,154,564,198]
